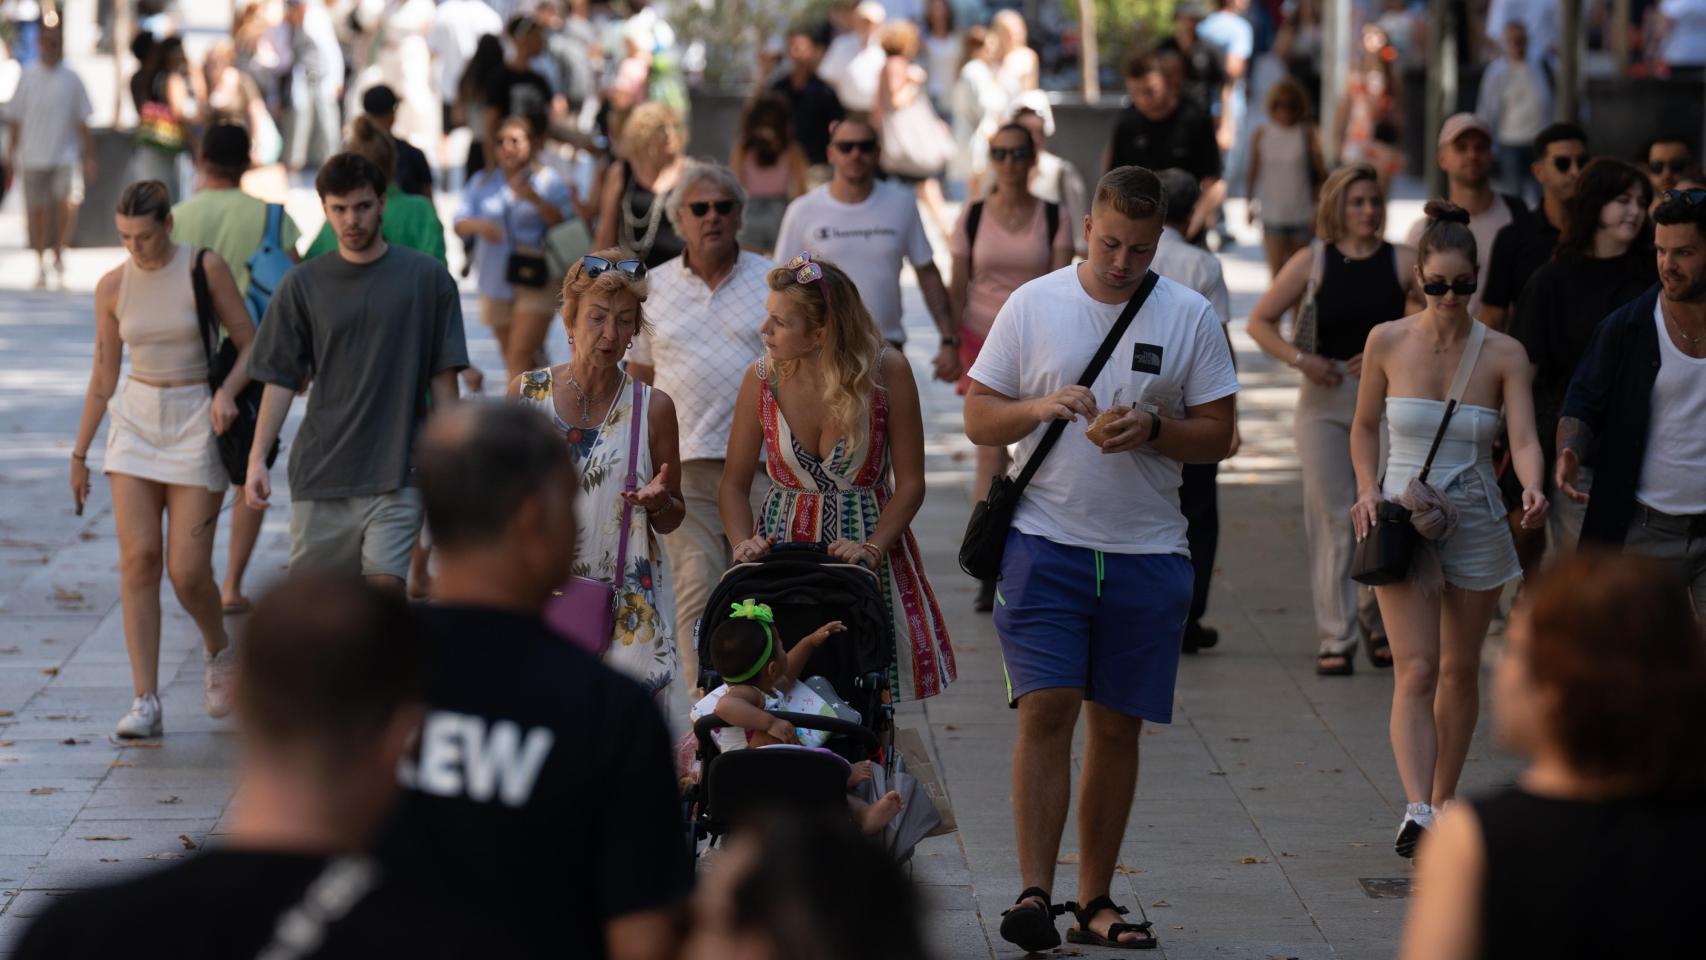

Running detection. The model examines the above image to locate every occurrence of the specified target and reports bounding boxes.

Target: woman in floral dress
[720,255,956,700]
[508,249,685,698]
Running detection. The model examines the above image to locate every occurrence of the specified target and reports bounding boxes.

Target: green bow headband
[723,600,776,684]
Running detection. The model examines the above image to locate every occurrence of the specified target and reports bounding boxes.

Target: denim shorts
[993,530,1193,723]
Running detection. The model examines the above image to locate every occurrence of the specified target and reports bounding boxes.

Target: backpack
[966,199,1061,272]
[244,204,294,324]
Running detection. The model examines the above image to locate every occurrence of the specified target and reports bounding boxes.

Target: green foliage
[671,0,841,88]
[1062,0,1175,72]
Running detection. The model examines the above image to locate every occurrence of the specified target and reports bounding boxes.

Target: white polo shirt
[630,250,772,461]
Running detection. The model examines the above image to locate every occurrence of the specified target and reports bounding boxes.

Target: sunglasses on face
[1663,188,1706,206]
[1550,154,1589,173]
[785,252,825,286]
[1650,159,1692,175]
[989,146,1036,163]
[831,139,878,155]
[688,199,738,217]
[1421,279,1478,297]
[579,255,647,281]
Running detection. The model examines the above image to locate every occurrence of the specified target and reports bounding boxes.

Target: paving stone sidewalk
[0,191,1520,959]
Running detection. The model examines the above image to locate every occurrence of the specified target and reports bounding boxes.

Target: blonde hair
[880,21,919,58]
[346,114,397,181]
[766,258,884,447]
[621,102,686,160]
[560,246,652,337]
[1093,166,1166,223]
[1315,164,1384,243]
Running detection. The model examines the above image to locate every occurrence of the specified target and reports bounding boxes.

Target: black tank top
[1312,242,1405,361]
[618,162,686,268]
[1472,786,1704,958]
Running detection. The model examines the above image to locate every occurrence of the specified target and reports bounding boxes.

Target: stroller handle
[693,710,881,753]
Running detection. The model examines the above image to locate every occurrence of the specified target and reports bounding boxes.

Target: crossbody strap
[189,248,219,386]
[1305,239,1325,297]
[613,376,644,583]
[1418,322,1488,482]
[1010,270,1161,496]
[253,857,380,960]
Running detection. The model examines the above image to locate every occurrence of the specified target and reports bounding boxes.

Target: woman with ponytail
[1350,200,1548,858]
[720,254,956,700]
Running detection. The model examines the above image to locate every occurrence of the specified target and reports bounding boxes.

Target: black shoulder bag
[192,249,278,486]
[959,270,1160,580]
[1351,322,1486,585]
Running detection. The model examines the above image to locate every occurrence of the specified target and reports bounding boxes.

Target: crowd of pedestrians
[11,2,1706,958]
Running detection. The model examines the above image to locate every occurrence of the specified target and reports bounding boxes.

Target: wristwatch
[1148,412,1162,442]
[940,334,961,347]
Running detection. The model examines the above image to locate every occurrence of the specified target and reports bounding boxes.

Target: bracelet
[940,335,961,348]
[1148,412,1162,442]
[70,452,87,462]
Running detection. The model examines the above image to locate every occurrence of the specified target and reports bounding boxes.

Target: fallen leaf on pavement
[28,787,59,795]
[1239,857,1268,864]
[117,741,162,749]
[108,760,134,768]
[158,796,181,805]
[52,588,84,604]
[1056,852,1079,864]
[82,836,130,842]
[1114,864,1142,875]
[42,667,59,677]
[99,858,119,863]
[0,710,13,717]
[1151,899,1170,908]
[179,834,197,850]
[0,646,18,655]
[143,853,184,861]
[1228,736,1250,742]
[61,737,87,746]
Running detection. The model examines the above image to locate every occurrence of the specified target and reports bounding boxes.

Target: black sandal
[999,886,1065,952]
[1315,651,1354,676]
[1065,895,1157,950]
[1367,636,1394,669]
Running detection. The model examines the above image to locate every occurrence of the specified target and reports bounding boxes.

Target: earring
[627,339,634,351]
[566,335,574,345]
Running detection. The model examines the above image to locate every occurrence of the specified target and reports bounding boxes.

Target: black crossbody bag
[192,249,278,485]
[959,271,1160,581]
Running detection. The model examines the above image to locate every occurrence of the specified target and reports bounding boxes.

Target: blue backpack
[244,204,294,324]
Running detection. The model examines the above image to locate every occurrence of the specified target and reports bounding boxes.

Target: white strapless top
[1381,396,1505,518]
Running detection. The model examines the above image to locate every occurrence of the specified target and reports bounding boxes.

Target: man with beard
[245,152,468,591]
[1558,188,1706,616]
[1479,123,1588,331]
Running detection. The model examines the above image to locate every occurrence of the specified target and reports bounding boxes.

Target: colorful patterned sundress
[519,367,677,697]
[753,355,956,700]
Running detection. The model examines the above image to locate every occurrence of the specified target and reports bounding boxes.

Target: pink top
[740,150,791,199]
[949,199,1071,337]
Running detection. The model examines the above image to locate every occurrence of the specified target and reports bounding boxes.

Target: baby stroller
[687,544,895,847]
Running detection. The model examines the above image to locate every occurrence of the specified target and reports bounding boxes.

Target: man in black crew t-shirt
[1480,123,1588,331]
[17,576,490,959]
[1105,51,1224,241]
[383,403,689,960]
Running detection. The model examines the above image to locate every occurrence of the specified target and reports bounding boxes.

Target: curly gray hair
[666,160,749,232]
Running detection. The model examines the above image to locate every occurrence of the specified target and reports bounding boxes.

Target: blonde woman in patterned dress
[507,248,685,698]
[719,254,956,700]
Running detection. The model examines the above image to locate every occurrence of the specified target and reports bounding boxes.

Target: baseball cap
[362,84,400,117]
[1437,113,1491,150]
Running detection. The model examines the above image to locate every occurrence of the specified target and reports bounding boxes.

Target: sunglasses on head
[687,199,738,217]
[831,139,878,155]
[1421,279,1478,297]
[989,145,1036,163]
[579,255,646,281]
[1663,188,1706,206]
[785,252,825,286]
[1551,154,1589,173]
[1650,159,1693,175]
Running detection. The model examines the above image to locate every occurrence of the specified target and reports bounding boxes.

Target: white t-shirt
[1636,298,1706,514]
[1152,226,1232,325]
[6,63,93,171]
[429,0,505,105]
[967,267,1240,556]
[1405,197,1517,317]
[772,182,935,345]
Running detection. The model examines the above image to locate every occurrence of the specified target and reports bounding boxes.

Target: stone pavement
[0,181,1523,958]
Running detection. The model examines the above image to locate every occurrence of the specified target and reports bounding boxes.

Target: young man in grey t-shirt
[245,153,468,590]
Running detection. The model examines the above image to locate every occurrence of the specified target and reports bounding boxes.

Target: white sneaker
[204,647,236,719]
[116,694,163,739]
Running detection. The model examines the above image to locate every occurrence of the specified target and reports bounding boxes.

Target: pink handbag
[544,378,645,655]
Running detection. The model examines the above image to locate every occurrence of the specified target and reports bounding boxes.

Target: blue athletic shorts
[993,529,1193,723]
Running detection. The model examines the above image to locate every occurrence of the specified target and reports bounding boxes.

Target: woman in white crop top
[1349,201,1548,860]
[69,180,258,742]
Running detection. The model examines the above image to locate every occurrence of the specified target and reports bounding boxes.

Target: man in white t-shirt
[629,161,772,687]
[772,115,960,382]
[1405,113,1524,316]
[817,2,885,113]
[964,167,1239,952]
[3,28,94,290]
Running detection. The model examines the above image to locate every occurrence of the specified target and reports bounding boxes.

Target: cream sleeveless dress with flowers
[519,367,677,697]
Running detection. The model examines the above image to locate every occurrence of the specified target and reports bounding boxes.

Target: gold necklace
[1663,301,1705,346]
[562,368,620,423]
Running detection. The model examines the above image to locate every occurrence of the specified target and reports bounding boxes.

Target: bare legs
[1377,580,1502,807]
[1262,230,1308,281]
[915,177,954,239]
[221,490,265,608]
[25,195,74,287]
[111,476,230,698]
[505,307,554,384]
[1011,690,1146,943]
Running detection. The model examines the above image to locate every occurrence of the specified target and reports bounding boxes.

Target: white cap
[854,2,887,24]
[1004,90,1056,138]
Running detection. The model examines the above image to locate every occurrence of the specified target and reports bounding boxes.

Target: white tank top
[117,243,207,382]
[1254,124,1315,228]
[1636,298,1706,514]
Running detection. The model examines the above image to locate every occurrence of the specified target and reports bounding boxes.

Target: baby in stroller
[693,600,902,834]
